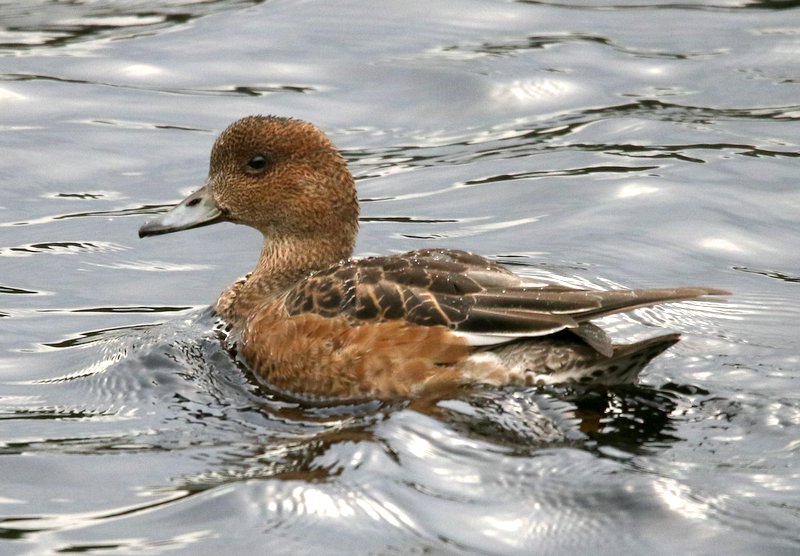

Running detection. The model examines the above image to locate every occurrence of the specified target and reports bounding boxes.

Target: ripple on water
[0,0,798,552]
[2,271,791,552]
[86,260,214,272]
[0,0,262,52]
[0,241,124,257]
[0,204,172,228]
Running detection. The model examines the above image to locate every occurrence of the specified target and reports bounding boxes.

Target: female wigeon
[140,116,726,401]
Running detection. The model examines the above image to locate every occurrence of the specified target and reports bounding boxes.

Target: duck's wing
[283,248,727,347]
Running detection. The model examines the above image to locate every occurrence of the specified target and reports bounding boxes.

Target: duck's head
[139,116,359,257]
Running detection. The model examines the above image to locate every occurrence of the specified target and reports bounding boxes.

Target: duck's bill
[139,185,223,238]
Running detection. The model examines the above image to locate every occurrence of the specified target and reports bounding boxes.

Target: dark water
[2,0,799,553]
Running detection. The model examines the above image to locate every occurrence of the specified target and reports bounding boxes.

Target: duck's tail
[573,333,681,385]
[466,332,681,387]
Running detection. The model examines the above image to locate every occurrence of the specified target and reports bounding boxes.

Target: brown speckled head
[209,116,359,254]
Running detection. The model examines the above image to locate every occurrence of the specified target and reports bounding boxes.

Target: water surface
[1,1,799,554]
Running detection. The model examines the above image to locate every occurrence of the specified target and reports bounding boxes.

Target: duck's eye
[246,155,268,174]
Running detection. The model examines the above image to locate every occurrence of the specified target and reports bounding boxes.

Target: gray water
[1,1,799,554]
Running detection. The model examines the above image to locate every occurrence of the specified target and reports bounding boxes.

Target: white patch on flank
[453,329,561,346]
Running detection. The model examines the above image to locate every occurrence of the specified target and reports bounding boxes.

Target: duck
[139,115,727,401]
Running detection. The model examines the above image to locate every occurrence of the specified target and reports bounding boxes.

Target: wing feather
[282,249,728,342]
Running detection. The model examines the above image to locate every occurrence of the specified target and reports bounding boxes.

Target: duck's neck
[252,235,352,292]
[215,234,353,324]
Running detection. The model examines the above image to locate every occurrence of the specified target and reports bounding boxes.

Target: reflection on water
[1,0,799,553]
[1,279,791,552]
[0,0,264,51]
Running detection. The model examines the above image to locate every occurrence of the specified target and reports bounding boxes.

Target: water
[1,0,799,553]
